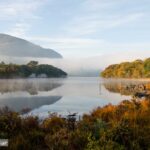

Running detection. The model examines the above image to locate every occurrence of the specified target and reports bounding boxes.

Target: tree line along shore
[0,61,67,78]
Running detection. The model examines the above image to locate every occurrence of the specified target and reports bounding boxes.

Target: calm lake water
[0,77,148,117]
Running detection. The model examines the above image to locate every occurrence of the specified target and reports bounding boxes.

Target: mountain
[0,33,62,58]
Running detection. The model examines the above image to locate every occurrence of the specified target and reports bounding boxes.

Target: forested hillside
[101,58,150,78]
[0,61,67,78]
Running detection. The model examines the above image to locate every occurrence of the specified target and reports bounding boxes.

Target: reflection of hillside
[0,79,62,95]
[0,96,62,112]
[103,81,150,96]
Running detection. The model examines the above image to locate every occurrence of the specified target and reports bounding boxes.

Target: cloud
[82,0,115,11]
[27,36,105,49]
[7,23,31,37]
[23,35,150,58]
[0,0,45,20]
[105,13,144,28]
[63,0,145,36]
[22,36,105,58]
[0,0,48,36]
[65,13,144,36]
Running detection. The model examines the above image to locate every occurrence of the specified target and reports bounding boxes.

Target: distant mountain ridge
[0,33,62,58]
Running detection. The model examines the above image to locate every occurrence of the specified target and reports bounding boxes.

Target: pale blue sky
[0,0,150,58]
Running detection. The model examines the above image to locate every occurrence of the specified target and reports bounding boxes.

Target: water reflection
[0,79,63,95]
[0,78,149,116]
[27,78,132,117]
[0,79,63,112]
[102,79,150,96]
[0,96,62,112]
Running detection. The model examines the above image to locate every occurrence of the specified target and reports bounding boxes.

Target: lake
[0,77,148,118]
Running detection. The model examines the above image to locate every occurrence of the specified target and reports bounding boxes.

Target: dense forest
[0,61,67,78]
[0,97,149,149]
[101,58,150,78]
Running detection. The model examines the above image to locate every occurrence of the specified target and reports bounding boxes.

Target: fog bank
[0,50,149,76]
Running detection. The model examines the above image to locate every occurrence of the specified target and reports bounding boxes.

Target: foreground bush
[0,98,150,150]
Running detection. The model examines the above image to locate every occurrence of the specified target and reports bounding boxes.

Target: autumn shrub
[0,98,149,149]
[0,107,21,138]
[45,128,69,150]
[42,115,67,134]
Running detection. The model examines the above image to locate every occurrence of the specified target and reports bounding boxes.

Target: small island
[0,61,67,78]
[101,58,150,78]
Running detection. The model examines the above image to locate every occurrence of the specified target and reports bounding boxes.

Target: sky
[0,0,150,59]
[0,0,150,75]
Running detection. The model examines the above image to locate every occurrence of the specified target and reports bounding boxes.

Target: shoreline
[101,78,150,82]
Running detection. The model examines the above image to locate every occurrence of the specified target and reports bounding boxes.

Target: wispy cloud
[104,13,144,28]
[7,23,30,37]
[0,0,46,20]
[24,36,105,57]
[27,36,105,48]
[24,35,150,58]
[66,13,144,36]
[64,0,145,36]
[0,0,48,36]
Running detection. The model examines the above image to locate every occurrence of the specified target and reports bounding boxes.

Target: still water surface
[0,77,146,117]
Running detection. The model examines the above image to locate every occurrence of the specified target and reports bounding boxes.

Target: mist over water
[0,77,139,117]
[0,50,149,77]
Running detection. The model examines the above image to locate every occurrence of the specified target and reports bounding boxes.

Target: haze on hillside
[0,34,62,59]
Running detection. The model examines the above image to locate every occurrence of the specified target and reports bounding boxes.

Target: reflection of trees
[103,82,128,95]
[103,80,150,96]
[0,79,63,95]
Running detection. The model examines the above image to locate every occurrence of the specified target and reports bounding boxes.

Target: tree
[27,61,38,67]
[101,58,150,78]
